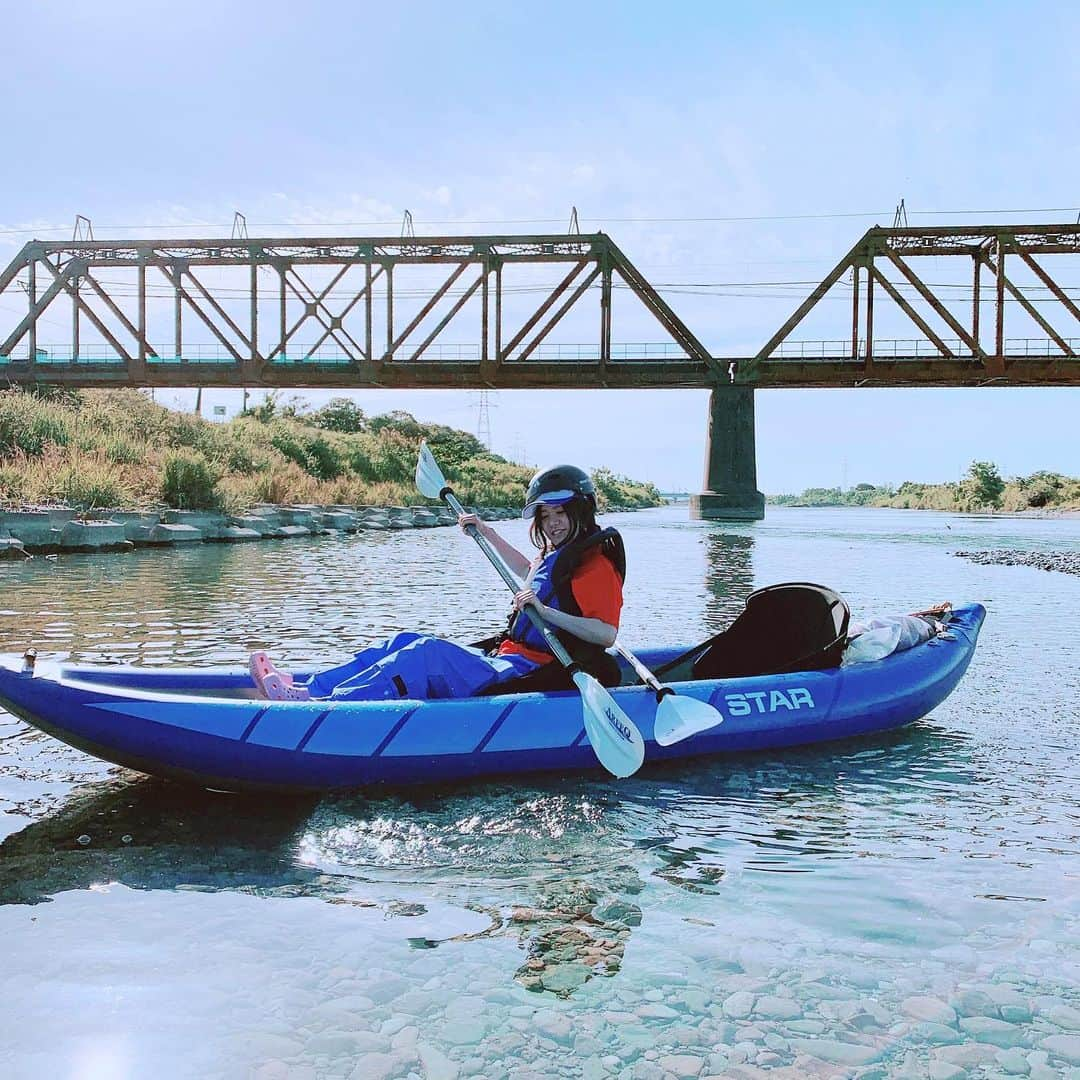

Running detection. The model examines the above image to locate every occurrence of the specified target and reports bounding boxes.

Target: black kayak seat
[657,582,851,683]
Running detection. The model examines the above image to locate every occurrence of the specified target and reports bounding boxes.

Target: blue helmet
[521,465,596,518]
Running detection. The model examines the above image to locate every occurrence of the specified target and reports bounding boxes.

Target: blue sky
[2,1,1078,493]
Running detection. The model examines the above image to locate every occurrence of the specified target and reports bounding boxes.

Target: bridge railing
[773,337,1080,360]
[0,341,693,365]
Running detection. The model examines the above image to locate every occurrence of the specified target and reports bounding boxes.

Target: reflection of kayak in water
[0,604,985,795]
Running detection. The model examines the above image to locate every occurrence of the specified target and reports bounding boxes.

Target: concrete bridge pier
[689,385,766,521]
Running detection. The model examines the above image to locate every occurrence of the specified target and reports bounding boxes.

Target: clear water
[1,507,1079,1079]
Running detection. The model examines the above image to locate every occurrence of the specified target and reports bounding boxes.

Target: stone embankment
[954,548,1080,577]
[0,504,520,560]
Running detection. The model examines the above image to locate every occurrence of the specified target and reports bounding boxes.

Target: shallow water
[1,507,1079,1079]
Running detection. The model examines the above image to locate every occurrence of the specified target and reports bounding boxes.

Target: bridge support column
[689,385,765,521]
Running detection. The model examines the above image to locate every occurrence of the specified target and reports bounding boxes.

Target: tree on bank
[767,463,1079,512]
[965,460,1005,510]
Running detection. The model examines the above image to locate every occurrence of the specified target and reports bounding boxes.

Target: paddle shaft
[613,643,673,702]
[450,486,672,698]
[440,487,578,670]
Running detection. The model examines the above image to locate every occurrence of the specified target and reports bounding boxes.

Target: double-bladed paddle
[415,440,645,779]
[616,644,724,746]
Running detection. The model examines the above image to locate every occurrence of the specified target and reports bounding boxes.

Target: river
[1,506,1078,1078]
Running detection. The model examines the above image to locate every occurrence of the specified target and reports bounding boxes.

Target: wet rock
[786,1019,827,1035]
[318,511,357,531]
[908,1021,963,1045]
[579,1058,606,1080]
[594,900,642,927]
[927,1063,965,1080]
[541,964,592,995]
[1041,1034,1080,1065]
[959,1016,1026,1048]
[441,1019,486,1045]
[417,1043,459,1080]
[753,995,801,1020]
[936,1042,1000,1068]
[787,1038,880,1066]
[218,525,262,542]
[0,536,30,558]
[994,1047,1032,1074]
[953,988,1000,1018]
[345,1051,405,1080]
[902,996,957,1026]
[59,519,134,551]
[656,1054,704,1078]
[1047,1004,1080,1031]
[721,991,755,1019]
[636,1003,679,1020]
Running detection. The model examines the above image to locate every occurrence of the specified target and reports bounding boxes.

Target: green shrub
[102,437,145,465]
[56,465,128,510]
[0,390,72,456]
[299,432,343,480]
[161,450,221,509]
[308,398,368,433]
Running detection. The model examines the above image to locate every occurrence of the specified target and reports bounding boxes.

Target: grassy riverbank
[0,388,662,513]
[769,468,1080,514]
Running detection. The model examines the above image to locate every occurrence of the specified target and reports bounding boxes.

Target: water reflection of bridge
[1,223,1077,517]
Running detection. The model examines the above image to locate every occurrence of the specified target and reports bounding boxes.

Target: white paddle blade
[573,672,645,778]
[653,694,724,746]
[415,440,447,500]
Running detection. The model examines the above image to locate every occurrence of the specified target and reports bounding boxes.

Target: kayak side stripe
[239,708,268,742]
[381,704,496,757]
[483,701,586,753]
[474,702,518,754]
[295,710,333,751]
[87,700,259,739]
[245,702,332,751]
[302,704,416,757]
[371,707,421,757]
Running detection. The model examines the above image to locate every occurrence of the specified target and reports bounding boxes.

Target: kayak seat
[658,582,851,682]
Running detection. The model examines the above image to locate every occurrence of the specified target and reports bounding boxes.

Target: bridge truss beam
[0,233,722,389]
[746,224,1080,386]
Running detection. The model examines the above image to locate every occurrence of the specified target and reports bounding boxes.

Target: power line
[2,205,1080,237]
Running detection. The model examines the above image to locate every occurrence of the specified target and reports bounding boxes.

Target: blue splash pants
[297,632,541,702]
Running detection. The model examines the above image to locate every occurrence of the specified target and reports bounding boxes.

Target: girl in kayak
[250,465,625,701]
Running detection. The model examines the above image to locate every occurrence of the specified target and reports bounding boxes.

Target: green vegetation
[769,461,1080,513]
[0,388,663,514]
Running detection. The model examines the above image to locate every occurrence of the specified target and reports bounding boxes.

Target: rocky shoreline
[954,549,1080,576]
[0,503,522,560]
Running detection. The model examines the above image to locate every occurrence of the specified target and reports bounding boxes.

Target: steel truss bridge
[0,224,1078,389]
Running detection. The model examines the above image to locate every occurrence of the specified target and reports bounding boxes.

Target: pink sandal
[249,650,293,696]
[262,673,311,701]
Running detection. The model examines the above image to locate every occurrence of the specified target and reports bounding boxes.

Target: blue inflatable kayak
[0,604,985,793]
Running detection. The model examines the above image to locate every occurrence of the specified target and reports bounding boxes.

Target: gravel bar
[954,549,1080,576]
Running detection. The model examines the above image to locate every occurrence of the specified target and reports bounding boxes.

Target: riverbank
[0,502,520,560]
[954,548,1080,576]
[769,469,1080,515]
[0,388,663,516]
